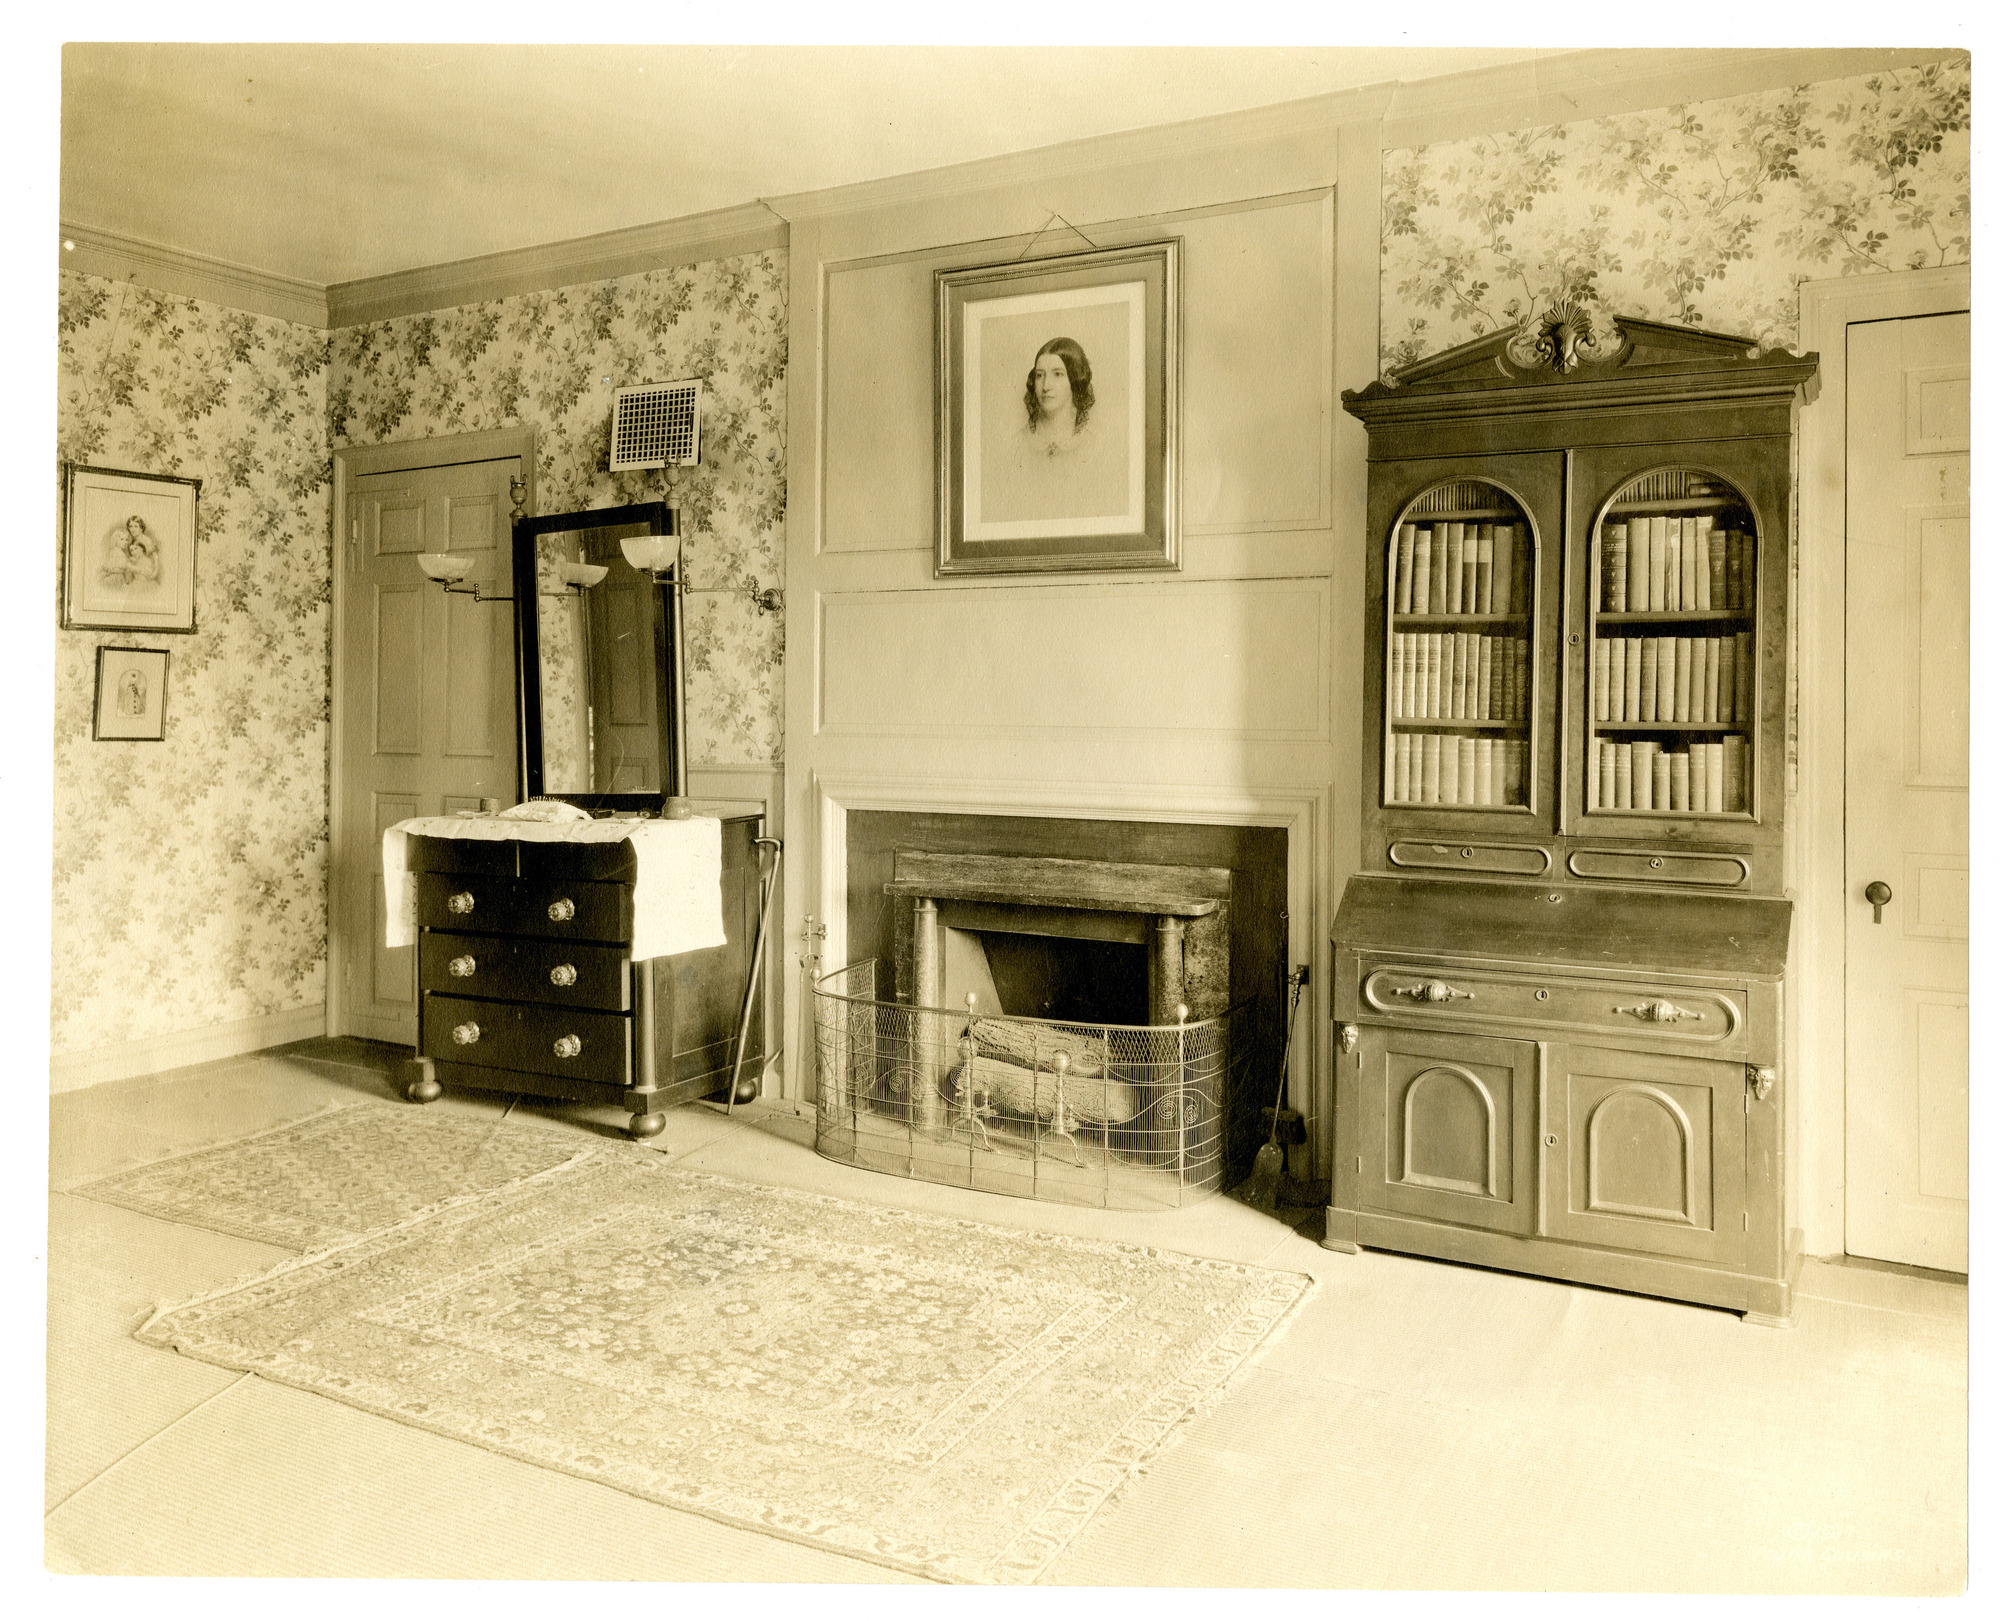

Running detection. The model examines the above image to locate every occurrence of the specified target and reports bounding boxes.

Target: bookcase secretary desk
[1328,310,1818,1324]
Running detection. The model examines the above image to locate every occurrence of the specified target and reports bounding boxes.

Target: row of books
[1599,516,1755,613]
[1387,734,1526,807]
[1390,522,1528,616]
[1589,738,1748,814]
[1592,633,1754,725]
[1390,632,1530,721]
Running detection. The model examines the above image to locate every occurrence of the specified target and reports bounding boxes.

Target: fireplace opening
[943,925,1149,1027]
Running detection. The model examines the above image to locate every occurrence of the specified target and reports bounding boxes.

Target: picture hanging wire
[1015,212,1102,260]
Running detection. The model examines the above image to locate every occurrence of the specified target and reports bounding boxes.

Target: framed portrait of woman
[935,240,1179,576]
[62,464,201,632]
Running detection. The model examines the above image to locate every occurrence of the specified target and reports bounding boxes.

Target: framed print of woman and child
[935,239,1179,576]
[62,464,201,633]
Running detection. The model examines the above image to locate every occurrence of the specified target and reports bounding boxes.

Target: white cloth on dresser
[381,815,726,961]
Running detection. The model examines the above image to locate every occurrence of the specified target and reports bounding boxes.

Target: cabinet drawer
[1359,959,1745,1050]
[1568,848,1750,888]
[1388,840,1552,877]
[416,872,631,943]
[421,993,632,1087]
[420,932,629,1011]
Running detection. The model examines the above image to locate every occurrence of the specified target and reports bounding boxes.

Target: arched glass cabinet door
[1583,467,1760,820]
[1382,478,1540,811]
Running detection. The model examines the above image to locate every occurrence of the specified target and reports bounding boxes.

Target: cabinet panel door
[1544,1044,1744,1263]
[1357,1027,1538,1234]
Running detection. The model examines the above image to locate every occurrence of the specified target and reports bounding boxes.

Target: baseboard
[49,1004,328,1094]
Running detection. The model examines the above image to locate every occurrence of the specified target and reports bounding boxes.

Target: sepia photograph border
[936,239,1179,577]
[91,644,171,742]
[62,463,202,633]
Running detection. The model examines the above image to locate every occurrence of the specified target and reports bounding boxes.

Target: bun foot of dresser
[628,1111,667,1141]
[402,1058,442,1104]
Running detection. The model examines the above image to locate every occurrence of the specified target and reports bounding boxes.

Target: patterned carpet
[137,1152,1315,1582]
[68,1104,594,1249]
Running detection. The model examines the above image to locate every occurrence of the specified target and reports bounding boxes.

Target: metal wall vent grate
[610,379,702,470]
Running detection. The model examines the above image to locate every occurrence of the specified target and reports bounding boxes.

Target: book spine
[1699,514,1720,610]
[1639,637,1660,722]
[1477,635,1494,720]
[1652,750,1672,813]
[1516,638,1529,723]
[1717,636,1736,724]
[1394,731,1413,803]
[1394,527,1415,614]
[1630,517,1651,612]
[1586,728,1601,809]
[1729,734,1748,813]
[1491,526,1513,616]
[1672,635,1692,724]
[1507,738,1526,806]
[1662,516,1682,612]
[1445,522,1465,614]
[1429,522,1450,614]
[1439,728,1460,803]
[1618,636,1637,722]
[1515,534,1532,617]
[1390,634,1405,719]
[1723,530,1741,610]
[1476,524,1494,613]
[1632,740,1659,811]
[1420,733,1441,803]
[1659,637,1680,723]
[1607,523,1629,612]
[1471,736,1490,805]
[1411,529,1433,614]
[1702,636,1720,722]
[1614,742,1634,809]
[1735,630,1755,729]
[1739,533,1756,614]
[1648,515,1670,610]
[1455,633,1472,719]
[1458,738,1477,806]
[1705,742,1725,813]
[1438,634,1455,720]
[1671,749,1691,812]
[1690,742,1709,813]
[1592,636,1609,721]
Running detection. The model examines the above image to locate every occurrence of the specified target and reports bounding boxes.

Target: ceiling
[61,43,1550,287]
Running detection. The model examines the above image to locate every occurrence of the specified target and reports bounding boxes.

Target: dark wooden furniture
[400,809,768,1138]
[1328,312,1817,1323]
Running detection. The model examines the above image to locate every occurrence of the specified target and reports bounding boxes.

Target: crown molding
[58,223,330,328]
[1376,46,1967,150]
[324,202,788,328]
[765,81,1402,227]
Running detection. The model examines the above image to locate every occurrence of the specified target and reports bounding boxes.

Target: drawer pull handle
[451,1021,481,1045]
[448,954,477,977]
[1613,998,1705,1024]
[549,963,578,987]
[547,897,576,922]
[1395,980,1473,1004]
[553,1034,583,1059]
[447,891,476,914]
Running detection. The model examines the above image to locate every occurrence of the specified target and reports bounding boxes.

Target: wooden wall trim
[50,1004,327,1093]
[324,203,788,328]
[60,222,330,328]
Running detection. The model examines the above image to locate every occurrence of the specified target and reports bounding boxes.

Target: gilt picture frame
[936,240,1179,576]
[63,464,201,633]
[92,645,170,741]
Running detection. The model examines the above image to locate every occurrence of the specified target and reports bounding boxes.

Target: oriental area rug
[68,1104,593,1250]
[136,1152,1316,1583]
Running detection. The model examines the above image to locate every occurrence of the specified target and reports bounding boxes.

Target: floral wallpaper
[328,252,789,766]
[1381,61,1970,369]
[54,270,333,1058]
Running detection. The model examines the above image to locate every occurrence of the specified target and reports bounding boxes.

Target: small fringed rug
[68,1103,594,1250]
[137,1153,1315,1583]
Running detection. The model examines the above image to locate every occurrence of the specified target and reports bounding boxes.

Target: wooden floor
[46,1038,1967,1591]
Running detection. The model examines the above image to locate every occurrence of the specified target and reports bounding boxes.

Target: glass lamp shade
[618,532,681,575]
[557,560,609,589]
[416,551,474,582]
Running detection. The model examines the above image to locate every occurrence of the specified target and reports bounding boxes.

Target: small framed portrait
[63,464,201,632]
[92,646,170,741]
[936,240,1179,576]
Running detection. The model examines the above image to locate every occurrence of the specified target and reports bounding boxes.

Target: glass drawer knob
[448,891,476,914]
[549,963,578,987]
[547,897,576,922]
[553,1034,582,1059]
[449,955,476,977]
[451,1021,480,1045]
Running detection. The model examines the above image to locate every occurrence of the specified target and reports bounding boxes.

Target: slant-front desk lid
[1332,876,1792,979]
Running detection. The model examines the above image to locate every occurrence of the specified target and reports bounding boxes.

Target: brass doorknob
[1865,881,1893,923]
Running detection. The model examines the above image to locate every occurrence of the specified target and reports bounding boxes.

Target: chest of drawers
[1327,875,1796,1323]
[399,812,769,1139]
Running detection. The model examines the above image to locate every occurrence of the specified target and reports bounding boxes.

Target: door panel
[1544,1044,1744,1265]
[1357,1027,1538,1234]
[334,453,522,1044]
[1845,312,1970,1272]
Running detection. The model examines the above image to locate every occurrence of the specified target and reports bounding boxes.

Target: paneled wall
[782,116,1378,1164]
[53,271,333,1077]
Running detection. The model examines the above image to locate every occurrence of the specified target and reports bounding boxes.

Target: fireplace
[817,811,1289,1199]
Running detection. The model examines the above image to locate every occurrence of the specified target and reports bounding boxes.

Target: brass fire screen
[809,959,1244,1210]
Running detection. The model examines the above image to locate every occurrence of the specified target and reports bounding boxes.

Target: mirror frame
[512,501,689,814]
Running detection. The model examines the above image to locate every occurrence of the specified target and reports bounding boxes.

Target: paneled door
[1845,312,1970,1272]
[331,442,528,1044]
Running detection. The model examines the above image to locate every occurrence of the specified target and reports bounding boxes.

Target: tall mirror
[512,502,688,811]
